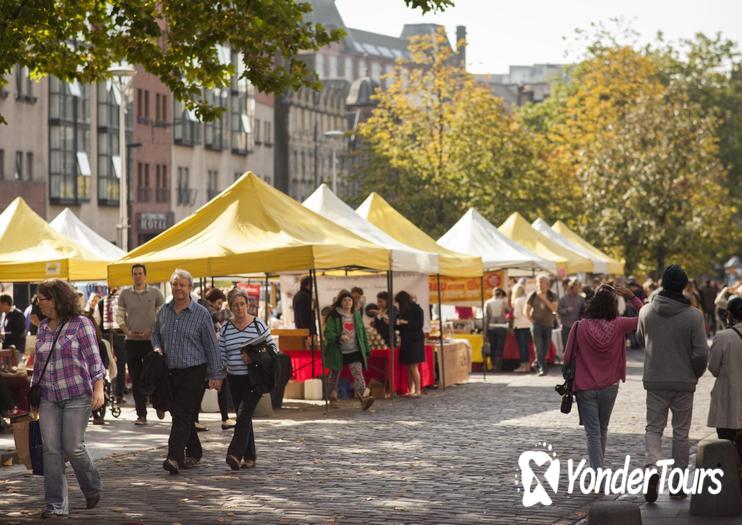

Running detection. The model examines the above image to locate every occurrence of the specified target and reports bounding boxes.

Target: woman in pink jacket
[564,284,643,468]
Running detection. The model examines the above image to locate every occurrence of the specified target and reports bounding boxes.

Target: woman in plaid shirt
[32,279,105,518]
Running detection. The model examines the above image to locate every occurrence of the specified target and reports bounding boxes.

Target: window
[0,149,4,179]
[14,151,22,180]
[49,77,91,202]
[329,55,338,78]
[155,93,161,122]
[230,89,251,154]
[144,90,149,119]
[316,54,325,78]
[264,121,272,146]
[14,65,34,101]
[176,166,195,205]
[137,163,151,202]
[234,172,242,181]
[137,89,143,119]
[96,82,131,205]
[26,152,33,181]
[345,57,353,82]
[205,89,227,150]
[155,164,169,202]
[254,118,261,144]
[207,170,219,200]
[173,100,201,146]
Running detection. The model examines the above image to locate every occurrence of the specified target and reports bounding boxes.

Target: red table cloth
[283,345,435,395]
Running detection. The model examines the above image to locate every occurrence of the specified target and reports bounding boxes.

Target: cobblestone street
[0,348,718,524]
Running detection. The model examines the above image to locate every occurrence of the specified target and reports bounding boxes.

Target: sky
[335,0,742,74]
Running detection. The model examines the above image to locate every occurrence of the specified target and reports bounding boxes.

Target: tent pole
[264,273,269,324]
[310,269,328,412]
[480,276,487,382]
[211,276,214,288]
[387,270,395,399]
[437,273,446,391]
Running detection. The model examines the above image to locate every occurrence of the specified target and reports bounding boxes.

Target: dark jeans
[227,374,262,461]
[218,376,231,422]
[704,310,716,335]
[167,364,207,464]
[514,328,532,364]
[531,324,552,373]
[125,339,153,418]
[486,327,508,368]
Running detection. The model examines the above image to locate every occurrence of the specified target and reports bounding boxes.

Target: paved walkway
[0,348,738,524]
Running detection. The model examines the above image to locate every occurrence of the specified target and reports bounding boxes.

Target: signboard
[429,271,506,306]
[45,261,62,277]
[139,212,174,232]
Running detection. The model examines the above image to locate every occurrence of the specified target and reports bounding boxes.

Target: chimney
[456,25,467,69]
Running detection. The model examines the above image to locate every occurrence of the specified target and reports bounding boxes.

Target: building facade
[475,64,568,106]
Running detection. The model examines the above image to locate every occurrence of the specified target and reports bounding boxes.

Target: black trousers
[168,364,207,464]
[227,374,262,461]
[108,332,126,398]
[125,339,153,418]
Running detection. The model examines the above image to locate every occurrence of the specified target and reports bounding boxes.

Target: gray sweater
[636,294,708,392]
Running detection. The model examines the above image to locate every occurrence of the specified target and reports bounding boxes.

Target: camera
[555,380,570,397]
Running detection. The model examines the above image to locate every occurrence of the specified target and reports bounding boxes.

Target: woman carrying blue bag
[30,279,105,519]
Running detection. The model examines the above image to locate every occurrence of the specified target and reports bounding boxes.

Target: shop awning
[356,193,483,277]
[0,197,108,281]
[107,173,391,286]
[438,208,556,274]
[551,221,624,275]
[498,212,592,276]
[303,184,439,274]
[50,208,126,262]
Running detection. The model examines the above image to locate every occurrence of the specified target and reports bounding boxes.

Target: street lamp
[108,63,136,252]
[323,130,344,193]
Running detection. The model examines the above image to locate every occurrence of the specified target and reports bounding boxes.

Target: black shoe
[162,458,179,475]
[645,472,660,503]
[156,410,166,420]
[226,455,240,471]
[86,494,100,509]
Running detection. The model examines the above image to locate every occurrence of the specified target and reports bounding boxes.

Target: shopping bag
[29,419,44,475]
[11,417,32,468]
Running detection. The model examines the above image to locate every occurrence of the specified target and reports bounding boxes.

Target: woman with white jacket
[511,284,532,373]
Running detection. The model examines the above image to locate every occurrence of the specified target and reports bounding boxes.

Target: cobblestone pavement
[0,348,719,524]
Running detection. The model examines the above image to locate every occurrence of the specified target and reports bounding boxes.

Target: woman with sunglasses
[563,283,643,468]
[32,279,105,518]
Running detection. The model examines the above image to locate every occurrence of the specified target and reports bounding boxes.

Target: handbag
[241,335,281,394]
[29,419,44,475]
[556,321,580,414]
[28,320,67,410]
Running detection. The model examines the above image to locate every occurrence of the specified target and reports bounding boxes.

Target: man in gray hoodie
[636,264,708,501]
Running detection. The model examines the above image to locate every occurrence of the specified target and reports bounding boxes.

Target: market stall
[50,208,126,262]
[550,221,624,275]
[532,218,607,274]
[0,197,108,282]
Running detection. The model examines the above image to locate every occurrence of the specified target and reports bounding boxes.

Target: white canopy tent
[50,208,126,262]
[303,184,439,274]
[438,208,556,274]
[531,218,608,274]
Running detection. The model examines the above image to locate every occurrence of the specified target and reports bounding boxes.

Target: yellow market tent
[498,212,592,276]
[107,173,391,286]
[356,193,483,278]
[0,197,108,281]
[552,221,624,275]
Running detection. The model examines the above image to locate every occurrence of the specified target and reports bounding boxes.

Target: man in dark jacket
[292,276,316,336]
[636,264,708,502]
[1,295,26,361]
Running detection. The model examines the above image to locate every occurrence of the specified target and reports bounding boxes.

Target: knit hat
[727,295,742,320]
[661,264,688,293]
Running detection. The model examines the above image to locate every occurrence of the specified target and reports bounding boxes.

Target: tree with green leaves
[0,0,452,123]
[355,27,550,237]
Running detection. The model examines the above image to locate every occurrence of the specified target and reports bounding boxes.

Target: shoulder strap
[732,326,742,342]
[34,320,68,386]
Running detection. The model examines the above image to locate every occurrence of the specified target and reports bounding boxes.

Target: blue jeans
[39,394,101,514]
[531,324,552,373]
[576,383,619,468]
[486,327,508,368]
[514,328,531,364]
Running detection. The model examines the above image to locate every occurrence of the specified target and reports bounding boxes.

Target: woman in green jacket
[324,290,374,410]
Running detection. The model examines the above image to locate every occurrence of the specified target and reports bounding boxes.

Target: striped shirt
[219,317,274,376]
[151,299,225,380]
[32,316,106,402]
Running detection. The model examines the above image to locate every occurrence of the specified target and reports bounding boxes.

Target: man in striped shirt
[151,269,224,474]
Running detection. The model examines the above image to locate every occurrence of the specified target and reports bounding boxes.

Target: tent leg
[387,270,395,399]
[310,269,328,413]
[264,273,269,324]
[480,276,486,382]
[437,274,446,391]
